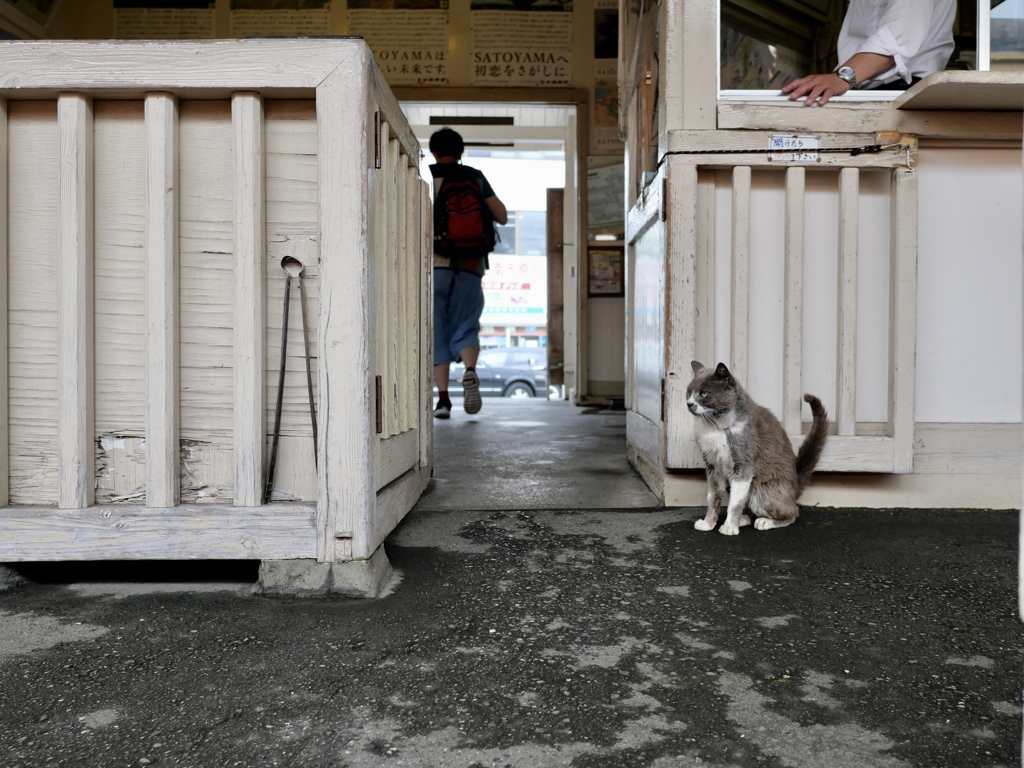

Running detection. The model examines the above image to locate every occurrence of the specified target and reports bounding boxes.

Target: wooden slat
[664,163,700,468]
[631,214,666,425]
[664,0,717,131]
[178,102,235,504]
[730,166,751,381]
[399,156,415,434]
[715,103,1024,143]
[837,167,859,436]
[57,93,94,510]
[696,170,716,366]
[667,129,884,154]
[145,93,179,508]
[375,119,391,439]
[8,102,58,505]
[0,39,360,92]
[889,165,918,473]
[0,504,316,561]
[803,435,895,473]
[892,70,1024,111]
[376,429,418,490]
[783,166,805,435]
[94,102,147,504]
[0,97,9,507]
[387,135,401,436]
[317,56,375,562]
[419,179,433,470]
[261,101,319,503]
[232,92,265,507]
[370,464,430,556]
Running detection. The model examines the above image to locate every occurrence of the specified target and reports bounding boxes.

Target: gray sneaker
[462,370,482,414]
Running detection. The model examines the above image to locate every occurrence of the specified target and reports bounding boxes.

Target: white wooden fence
[628,131,918,477]
[0,40,431,565]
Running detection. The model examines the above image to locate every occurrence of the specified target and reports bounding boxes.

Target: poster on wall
[586,163,624,239]
[114,0,215,39]
[231,0,331,37]
[592,61,621,155]
[480,255,548,327]
[587,246,623,297]
[470,0,571,87]
[347,0,448,86]
[591,0,622,154]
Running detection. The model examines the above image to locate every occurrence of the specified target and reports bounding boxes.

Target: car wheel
[503,382,534,399]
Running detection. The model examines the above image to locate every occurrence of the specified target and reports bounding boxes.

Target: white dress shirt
[838,0,957,87]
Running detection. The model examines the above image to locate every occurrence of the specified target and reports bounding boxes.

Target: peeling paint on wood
[0,41,430,564]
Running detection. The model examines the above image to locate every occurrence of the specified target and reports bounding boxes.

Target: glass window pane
[479,349,507,366]
[492,217,515,254]
[518,211,546,255]
[992,0,1024,70]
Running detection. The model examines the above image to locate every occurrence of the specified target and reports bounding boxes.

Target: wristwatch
[836,66,858,89]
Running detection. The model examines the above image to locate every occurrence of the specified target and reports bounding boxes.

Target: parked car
[441,346,548,399]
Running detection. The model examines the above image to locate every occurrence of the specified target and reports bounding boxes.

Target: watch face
[838,67,856,83]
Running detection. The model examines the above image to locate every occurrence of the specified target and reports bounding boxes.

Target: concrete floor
[417,396,660,512]
[1,397,1022,767]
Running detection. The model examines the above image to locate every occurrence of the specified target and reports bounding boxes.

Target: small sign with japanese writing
[768,135,820,164]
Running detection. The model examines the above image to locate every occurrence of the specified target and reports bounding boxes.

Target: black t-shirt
[429,162,496,199]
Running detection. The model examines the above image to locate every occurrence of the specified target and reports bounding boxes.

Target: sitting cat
[686,361,828,535]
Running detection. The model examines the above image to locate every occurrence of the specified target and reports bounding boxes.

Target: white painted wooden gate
[0,40,431,564]
[628,131,918,476]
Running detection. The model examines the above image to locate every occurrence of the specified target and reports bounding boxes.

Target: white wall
[916,147,1023,423]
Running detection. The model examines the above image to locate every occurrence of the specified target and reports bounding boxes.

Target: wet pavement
[1,506,1021,767]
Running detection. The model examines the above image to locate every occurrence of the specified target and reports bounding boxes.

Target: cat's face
[686,361,738,419]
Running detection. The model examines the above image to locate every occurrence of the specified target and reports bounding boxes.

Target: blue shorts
[434,267,484,365]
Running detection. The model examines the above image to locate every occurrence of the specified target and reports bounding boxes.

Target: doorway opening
[402,101,578,402]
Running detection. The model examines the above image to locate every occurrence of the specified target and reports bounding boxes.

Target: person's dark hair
[429,127,464,159]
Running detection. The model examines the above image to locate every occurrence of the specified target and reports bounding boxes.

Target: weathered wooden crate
[0,39,432,578]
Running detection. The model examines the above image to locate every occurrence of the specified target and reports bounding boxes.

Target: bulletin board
[587,245,624,297]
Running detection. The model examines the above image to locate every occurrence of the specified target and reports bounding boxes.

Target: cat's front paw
[694,519,716,532]
[719,522,740,536]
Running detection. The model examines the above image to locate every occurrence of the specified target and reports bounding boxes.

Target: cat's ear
[714,363,733,384]
[691,360,705,375]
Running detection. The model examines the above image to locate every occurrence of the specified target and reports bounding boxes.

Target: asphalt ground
[1,506,1021,767]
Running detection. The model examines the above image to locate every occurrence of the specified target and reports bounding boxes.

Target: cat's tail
[796,394,829,490]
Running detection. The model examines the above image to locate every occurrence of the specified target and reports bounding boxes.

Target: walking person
[430,127,508,419]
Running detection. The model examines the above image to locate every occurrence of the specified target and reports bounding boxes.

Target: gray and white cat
[686,361,829,535]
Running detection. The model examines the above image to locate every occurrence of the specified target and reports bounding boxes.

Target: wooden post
[889,160,918,473]
[145,92,179,508]
[420,179,433,470]
[662,0,717,133]
[665,162,700,468]
[0,97,10,508]
[837,167,859,437]
[402,159,417,435]
[317,56,375,561]
[730,166,751,383]
[375,120,391,440]
[57,93,94,510]
[232,92,266,507]
[387,135,401,436]
[783,166,805,435]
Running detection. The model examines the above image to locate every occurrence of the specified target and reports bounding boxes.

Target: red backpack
[433,168,497,261]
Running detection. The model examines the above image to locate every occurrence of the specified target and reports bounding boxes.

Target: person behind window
[782,0,957,106]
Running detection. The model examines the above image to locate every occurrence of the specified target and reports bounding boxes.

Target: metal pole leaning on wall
[265,255,318,503]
